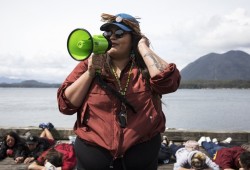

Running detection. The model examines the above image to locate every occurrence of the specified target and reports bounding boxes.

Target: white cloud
[149,8,250,70]
[199,8,250,49]
[1,0,250,81]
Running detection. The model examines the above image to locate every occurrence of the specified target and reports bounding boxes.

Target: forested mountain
[181,50,250,81]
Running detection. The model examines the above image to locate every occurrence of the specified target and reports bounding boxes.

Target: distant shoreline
[0,80,60,88]
[1,79,250,88]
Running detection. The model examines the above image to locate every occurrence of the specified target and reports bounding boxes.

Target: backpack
[37,143,76,170]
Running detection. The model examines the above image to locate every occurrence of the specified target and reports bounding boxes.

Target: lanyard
[111,62,134,96]
[111,61,134,128]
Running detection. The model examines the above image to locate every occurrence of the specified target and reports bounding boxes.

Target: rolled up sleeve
[57,61,87,115]
[57,83,79,115]
[150,63,181,94]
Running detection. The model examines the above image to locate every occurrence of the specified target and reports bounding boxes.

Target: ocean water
[162,89,250,131]
[0,88,250,131]
[0,88,76,128]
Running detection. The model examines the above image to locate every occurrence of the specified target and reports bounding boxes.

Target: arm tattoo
[144,52,165,72]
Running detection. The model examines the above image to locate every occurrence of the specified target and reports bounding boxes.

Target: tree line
[1,80,250,89]
[179,80,250,89]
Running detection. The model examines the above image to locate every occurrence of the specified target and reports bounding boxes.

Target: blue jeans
[202,141,223,157]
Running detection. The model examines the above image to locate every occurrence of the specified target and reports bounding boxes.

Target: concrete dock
[1,127,250,170]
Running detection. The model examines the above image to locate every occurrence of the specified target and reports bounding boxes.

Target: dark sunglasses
[103,29,127,39]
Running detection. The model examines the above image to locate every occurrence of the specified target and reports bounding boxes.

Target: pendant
[118,103,127,128]
[118,110,127,128]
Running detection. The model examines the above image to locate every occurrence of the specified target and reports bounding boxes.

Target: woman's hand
[137,34,169,77]
[138,35,150,48]
[14,156,24,163]
[87,54,106,77]
[24,156,35,164]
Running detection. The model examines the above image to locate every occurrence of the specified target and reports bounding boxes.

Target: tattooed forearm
[143,52,166,72]
[143,52,152,58]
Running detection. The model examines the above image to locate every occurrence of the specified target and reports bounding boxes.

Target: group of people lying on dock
[158,135,250,170]
[2,125,250,170]
[0,122,76,170]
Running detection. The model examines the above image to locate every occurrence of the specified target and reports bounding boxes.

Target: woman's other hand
[138,35,150,48]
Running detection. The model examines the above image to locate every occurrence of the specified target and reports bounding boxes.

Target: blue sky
[1,0,250,83]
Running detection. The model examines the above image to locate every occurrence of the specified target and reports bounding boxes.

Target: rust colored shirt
[57,60,181,157]
[214,146,245,169]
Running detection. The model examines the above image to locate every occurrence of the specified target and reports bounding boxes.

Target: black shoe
[46,122,54,130]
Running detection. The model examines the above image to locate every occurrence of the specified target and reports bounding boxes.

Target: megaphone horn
[67,28,111,61]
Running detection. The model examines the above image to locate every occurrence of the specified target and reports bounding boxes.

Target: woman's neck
[111,56,130,72]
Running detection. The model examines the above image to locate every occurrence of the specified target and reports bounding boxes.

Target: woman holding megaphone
[57,13,181,170]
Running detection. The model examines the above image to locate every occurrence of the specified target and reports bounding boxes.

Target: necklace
[111,61,134,128]
[111,61,134,96]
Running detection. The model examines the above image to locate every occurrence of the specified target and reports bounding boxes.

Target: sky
[1,0,250,83]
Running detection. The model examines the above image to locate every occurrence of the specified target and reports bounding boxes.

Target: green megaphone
[67,28,111,61]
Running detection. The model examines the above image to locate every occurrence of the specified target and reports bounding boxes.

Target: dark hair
[2,131,22,147]
[45,148,63,167]
[240,151,250,169]
[131,32,150,86]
